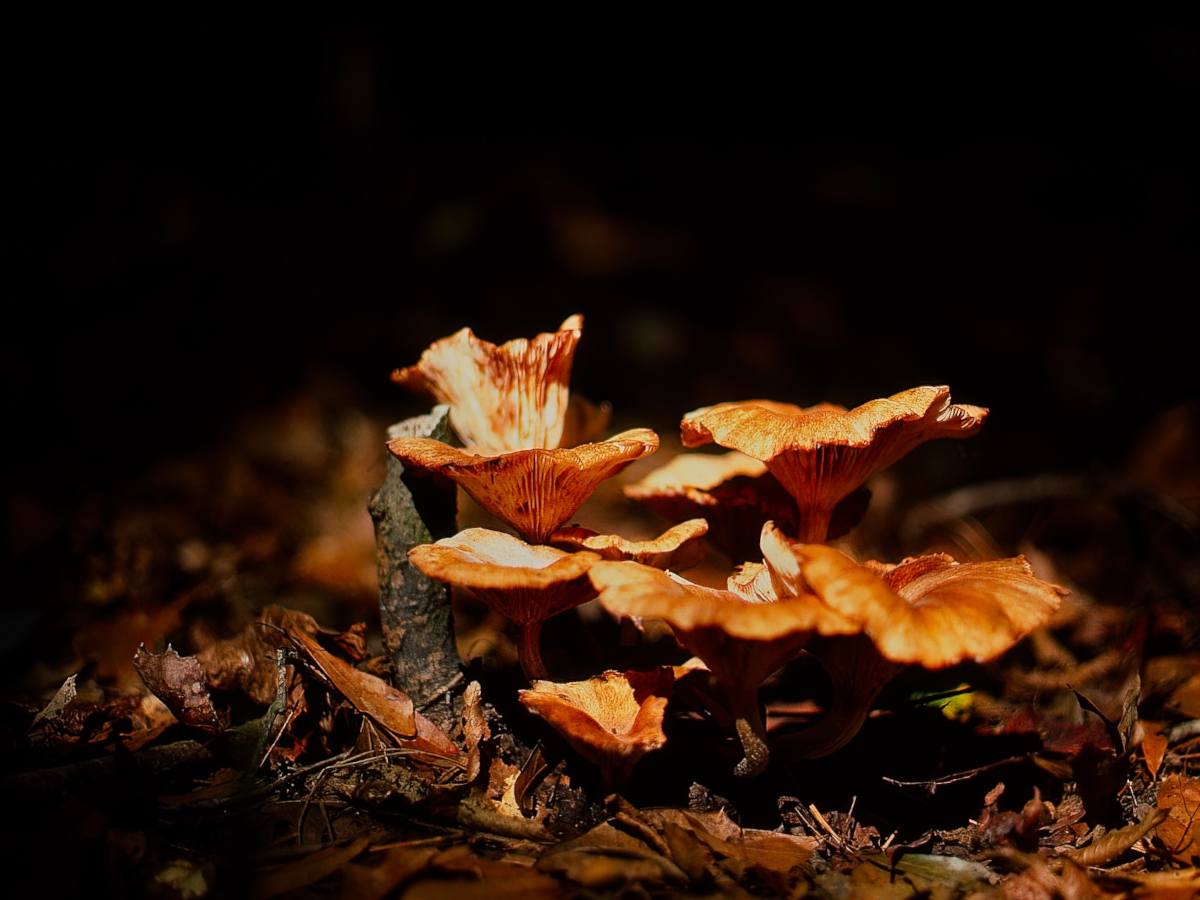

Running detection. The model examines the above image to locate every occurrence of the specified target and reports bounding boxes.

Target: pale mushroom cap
[624,451,796,561]
[624,451,768,499]
[519,669,673,769]
[392,314,583,454]
[408,528,602,624]
[549,519,709,568]
[679,386,988,513]
[725,562,778,604]
[791,543,1066,668]
[388,428,659,544]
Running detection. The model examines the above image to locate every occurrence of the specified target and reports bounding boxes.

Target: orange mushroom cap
[549,518,709,569]
[388,428,659,544]
[789,542,1067,669]
[590,559,858,775]
[758,522,1066,758]
[624,451,798,560]
[408,528,600,627]
[680,387,987,541]
[408,528,603,677]
[519,668,674,785]
[392,315,583,454]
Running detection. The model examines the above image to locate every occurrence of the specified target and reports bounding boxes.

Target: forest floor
[4,389,1200,899]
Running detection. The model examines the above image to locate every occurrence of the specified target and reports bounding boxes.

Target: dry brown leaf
[339,846,438,900]
[1158,775,1200,863]
[196,605,361,706]
[255,836,369,899]
[291,631,460,758]
[402,846,562,899]
[1141,720,1168,779]
[1059,807,1167,866]
[462,680,489,783]
[133,645,225,733]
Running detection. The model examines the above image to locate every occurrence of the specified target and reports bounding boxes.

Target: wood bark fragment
[369,405,461,730]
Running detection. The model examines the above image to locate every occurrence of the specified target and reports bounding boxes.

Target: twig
[370,406,462,728]
[882,755,1030,794]
[808,804,847,851]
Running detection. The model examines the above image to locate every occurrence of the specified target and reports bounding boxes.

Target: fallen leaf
[291,630,415,738]
[1060,807,1168,866]
[1157,775,1200,863]
[196,606,324,705]
[339,846,438,900]
[134,645,225,733]
[30,674,78,728]
[1141,720,1168,779]
[462,681,489,783]
[255,836,369,899]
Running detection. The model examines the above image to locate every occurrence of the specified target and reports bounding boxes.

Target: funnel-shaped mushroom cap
[681,387,987,541]
[624,451,798,560]
[590,561,857,701]
[789,543,1066,668]
[408,528,601,626]
[592,560,858,776]
[519,668,674,784]
[392,315,583,454]
[550,519,708,569]
[388,428,659,543]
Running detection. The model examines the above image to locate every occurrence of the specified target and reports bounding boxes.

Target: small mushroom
[519,668,675,786]
[549,518,709,569]
[388,428,659,544]
[623,451,797,561]
[408,528,602,678]
[589,560,858,776]
[759,525,1066,757]
[680,386,987,541]
[392,314,583,454]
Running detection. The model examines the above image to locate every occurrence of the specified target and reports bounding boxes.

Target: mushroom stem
[517,622,549,679]
[775,638,900,760]
[729,688,770,777]
[794,505,833,543]
[775,688,873,760]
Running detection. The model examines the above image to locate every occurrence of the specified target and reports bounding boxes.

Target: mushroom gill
[519,668,675,786]
[388,428,659,544]
[392,314,584,454]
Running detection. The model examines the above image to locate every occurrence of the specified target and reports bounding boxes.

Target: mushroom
[388,428,659,544]
[589,559,858,776]
[757,525,1067,758]
[680,386,988,542]
[519,668,675,786]
[392,314,584,454]
[623,451,798,561]
[549,518,709,569]
[408,528,602,677]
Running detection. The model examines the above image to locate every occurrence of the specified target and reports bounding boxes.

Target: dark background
[9,31,1198,513]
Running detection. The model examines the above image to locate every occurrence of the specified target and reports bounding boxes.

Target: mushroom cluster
[394,317,1066,784]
